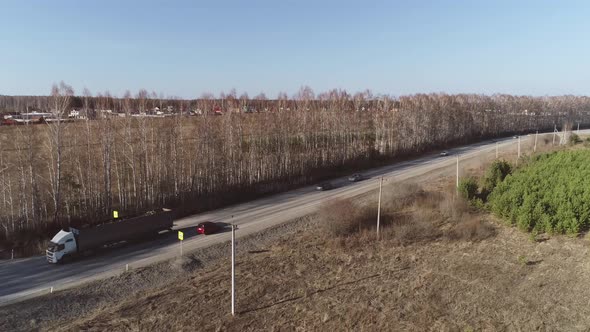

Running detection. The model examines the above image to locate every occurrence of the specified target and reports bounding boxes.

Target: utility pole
[495,142,498,159]
[456,155,459,188]
[231,224,237,316]
[376,177,383,236]
[534,131,538,152]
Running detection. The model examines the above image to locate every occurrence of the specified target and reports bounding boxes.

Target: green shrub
[481,160,512,195]
[458,177,479,201]
[470,197,486,210]
[488,150,590,234]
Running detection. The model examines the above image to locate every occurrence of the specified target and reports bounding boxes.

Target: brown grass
[30,175,590,331]
[318,199,377,237]
[437,194,470,220]
[319,179,493,251]
[50,200,590,332]
[446,215,496,242]
[384,218,442,246]
[381,181,423,211]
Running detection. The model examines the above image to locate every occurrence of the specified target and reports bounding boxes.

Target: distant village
[0,105,578,126]
[0,104,269,125]
[1,92,586,127]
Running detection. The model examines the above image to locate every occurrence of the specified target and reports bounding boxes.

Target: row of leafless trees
[2,84,590,245]
[5,86,590,116]
[0,87,338,115]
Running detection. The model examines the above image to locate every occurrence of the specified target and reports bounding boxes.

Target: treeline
[0,87,333,114]
[2,83,590,249]
[0,88,391,115]
[4,87,590,117]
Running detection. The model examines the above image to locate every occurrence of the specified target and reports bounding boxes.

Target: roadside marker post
[534,131,538,152]
[231,224,238,316]
[178,231,184,256]
[518,136,521,159]
[376,177,383,236]
[456,155,459,189]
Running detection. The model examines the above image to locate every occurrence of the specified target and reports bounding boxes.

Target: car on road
[348,173,364,182]
[440,151,449,156]
[512,135,519,139]
[316,182,333,191]
[197,221,222,235]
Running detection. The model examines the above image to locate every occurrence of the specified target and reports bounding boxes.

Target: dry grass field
[46,174,590,332]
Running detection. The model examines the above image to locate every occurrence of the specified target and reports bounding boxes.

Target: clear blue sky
[1,0,590,98]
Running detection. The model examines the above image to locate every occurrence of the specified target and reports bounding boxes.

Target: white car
[440,151,449,157]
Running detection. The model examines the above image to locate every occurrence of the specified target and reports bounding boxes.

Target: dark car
[348,173,364,182]
[316,182,333,191]
[197,222,222,235]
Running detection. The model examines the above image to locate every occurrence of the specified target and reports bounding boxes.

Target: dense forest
[2,83,590,249]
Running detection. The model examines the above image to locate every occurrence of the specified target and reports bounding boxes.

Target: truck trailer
[46,209,174,264]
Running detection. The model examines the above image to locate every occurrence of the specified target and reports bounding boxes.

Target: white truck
[46,209,174,264]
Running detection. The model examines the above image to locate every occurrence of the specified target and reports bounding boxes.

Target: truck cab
[46,229,77,263]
